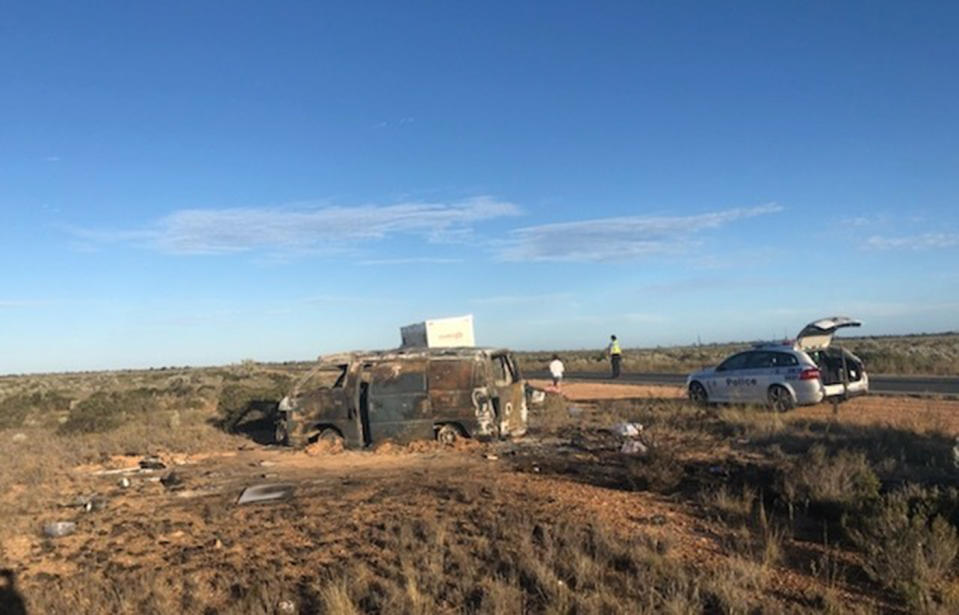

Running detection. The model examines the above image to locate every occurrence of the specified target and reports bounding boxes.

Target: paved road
[527,371,959,397]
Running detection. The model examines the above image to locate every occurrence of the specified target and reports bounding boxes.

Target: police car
[686,316,869,411]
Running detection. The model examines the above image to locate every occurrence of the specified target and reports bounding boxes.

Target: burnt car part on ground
[275,347,530,449]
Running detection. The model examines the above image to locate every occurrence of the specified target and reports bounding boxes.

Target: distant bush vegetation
[0,363,306,437]
[59,388,161,434]
[518,332,959,376]
[0,390,71,429]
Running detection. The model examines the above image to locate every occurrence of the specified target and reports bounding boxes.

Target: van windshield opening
[300,364,348,391]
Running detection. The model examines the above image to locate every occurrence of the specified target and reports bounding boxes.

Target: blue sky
[2,1,957,373]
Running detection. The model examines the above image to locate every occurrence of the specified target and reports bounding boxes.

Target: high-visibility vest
[610,340,621,355]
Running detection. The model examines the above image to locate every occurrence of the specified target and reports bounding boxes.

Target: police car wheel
[688,382,708,406]
[767,386,794,412]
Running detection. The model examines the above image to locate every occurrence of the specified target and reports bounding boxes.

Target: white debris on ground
[43,521,76,538]
[236,483,295,505]
[620,440,649,455]
[610,422,643,437]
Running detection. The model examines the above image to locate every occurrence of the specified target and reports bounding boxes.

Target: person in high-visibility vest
[607,335,622,379]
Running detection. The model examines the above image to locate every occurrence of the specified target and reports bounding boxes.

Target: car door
[742,351,776,403]
[364,360,433,444]
[489,352,527,437]
[712,352,752,402]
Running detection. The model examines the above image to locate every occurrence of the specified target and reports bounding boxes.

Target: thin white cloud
[301,294,399,305]
[864,233,959,250]
[471,292,573,305]
[357,257,462,266]
[498,203,782,262]
[75,197,520,255]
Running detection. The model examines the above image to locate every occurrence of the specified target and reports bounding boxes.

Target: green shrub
[0,391,72,429]
[216,374,291,430]
[59,389,159,434]
[625,449,685,493]
[848,489,959,611]
[782,444,880,508]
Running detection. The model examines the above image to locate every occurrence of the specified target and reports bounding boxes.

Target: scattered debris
[85,496,108,512]
[160,472,183,489]
[484,454,499,461]
[65,495,107,512]
[620,440,648,456]
[236,483,294,505]
[528,389,546,405]
[43,521,76,538]
[139,457,166,470]
[118,477,131,488]
[277,599,296,614]
[610,422,643,437]
[258,460,277,467]
[532,466,541,473]
[93,466,141,476]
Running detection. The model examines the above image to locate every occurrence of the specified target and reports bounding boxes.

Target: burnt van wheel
[315,428,344,445]
[436,424,460,445]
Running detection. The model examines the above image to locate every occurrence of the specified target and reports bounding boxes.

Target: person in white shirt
[548,354,565,387]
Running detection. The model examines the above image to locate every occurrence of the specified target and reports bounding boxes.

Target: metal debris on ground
[92,466,141,476]
[484,454,499,460]
[139,456,166,470]
[236,483,295,505]
[277,599,296,614]
[43,521,76,538]
[65,495,107,512]
[83,496,108,512]
[160,472,183,489]
[118,477,131,488]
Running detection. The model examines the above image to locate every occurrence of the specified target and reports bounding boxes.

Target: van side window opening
[492,355,513,384]
[370,362,427,395]
[302,364,348,390]
[428,360,473,391]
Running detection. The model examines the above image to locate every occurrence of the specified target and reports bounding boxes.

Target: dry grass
[1,363,959,612]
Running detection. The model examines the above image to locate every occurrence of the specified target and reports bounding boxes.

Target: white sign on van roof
[400,314,475,348]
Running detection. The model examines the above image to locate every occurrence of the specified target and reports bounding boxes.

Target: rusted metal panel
[428,359,474,390]
[367,361,432,443]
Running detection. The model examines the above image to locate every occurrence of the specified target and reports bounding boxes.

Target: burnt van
[274,347,528,448]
